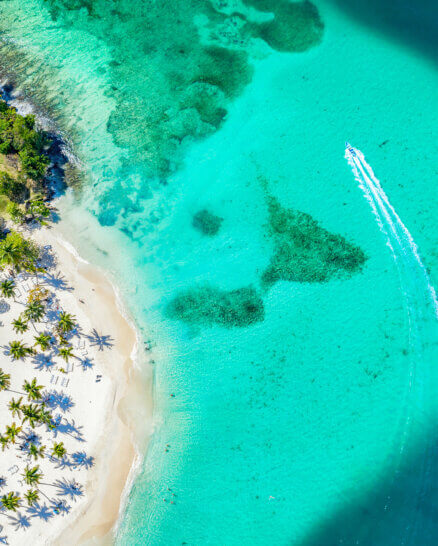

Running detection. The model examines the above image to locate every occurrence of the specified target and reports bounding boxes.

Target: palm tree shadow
[38,247,58,272]
[330,0,438,64]
[301,423,438,546]
[0,300,10,314]
[43,272,73,291]
[85,328,114,351]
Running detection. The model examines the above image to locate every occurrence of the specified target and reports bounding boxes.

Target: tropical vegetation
[0,99,52,226]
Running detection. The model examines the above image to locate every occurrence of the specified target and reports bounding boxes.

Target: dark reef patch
[262,193,367,286]
[166,285,264,328]
[244,0,324,52]
[192,209,223,236]
[41,0,324,185]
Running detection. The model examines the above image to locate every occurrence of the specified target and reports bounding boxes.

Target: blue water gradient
[0,0,437,544]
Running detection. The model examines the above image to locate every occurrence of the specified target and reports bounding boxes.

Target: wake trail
[345,143,438,545]
[345,144,438,318]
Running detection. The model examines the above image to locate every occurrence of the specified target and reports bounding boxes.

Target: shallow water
[0,0,437,544]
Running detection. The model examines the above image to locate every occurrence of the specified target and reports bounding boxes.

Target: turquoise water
[0,1,437,544]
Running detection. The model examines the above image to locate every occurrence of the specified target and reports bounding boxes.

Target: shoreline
[30,226,154,545]
[0,80,154,545]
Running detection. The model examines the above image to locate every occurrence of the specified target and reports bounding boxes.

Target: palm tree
[5,422,22,444]
[0,434,9,451]
[51,442,66,459]
[22,465,42,487]
[8,397,23,418]
[0,239,22,272]
[23,378,43,401]
[57,311,76,334]
[28,443,45,461]
[38,408,54,430]
[24,489,39,506]
[0,369,11,391]
[1,491,21,511]
[12,316,28,334]
[33,332,52,351]
[8,340,32,361]
[21,404,42,428]
[57,333,69,346]
[59,345,75,363]
[24,301,45,330]
[0,279,16,300]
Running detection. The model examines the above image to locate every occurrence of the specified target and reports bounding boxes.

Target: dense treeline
[0,99,51,225]
[0,99,49,180]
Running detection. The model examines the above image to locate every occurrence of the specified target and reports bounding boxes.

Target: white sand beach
[0,224,153,545]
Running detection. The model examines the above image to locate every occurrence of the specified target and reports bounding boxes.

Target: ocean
[0,0,437,544]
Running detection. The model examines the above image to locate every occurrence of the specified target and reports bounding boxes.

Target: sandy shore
[0,224,153,545]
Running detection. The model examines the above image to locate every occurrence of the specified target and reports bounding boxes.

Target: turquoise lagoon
[0,1,437,544]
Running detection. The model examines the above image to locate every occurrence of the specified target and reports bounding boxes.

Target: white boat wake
[345,143,438,544]
[345,143,438,319]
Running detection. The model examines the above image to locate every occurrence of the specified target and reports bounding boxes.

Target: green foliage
[59,345,75,362]
[0,237,22,270]
[0,230,41,273]
[8,341,33,361]
[52,442,66,459]
[0,141,12,154]
[57,311,76,334]
[27,195,51,224]
[34,332,52,351]
[5,422,21,443]
[22,465,42,486]
[8,397,22,418]
[28,443,45,460]
[18,149,50,181]
[25,489,39,506]
[0,171,28,202]
[24,301,45,324]
[0,369,11,391]
[12,317,28,334]
[6,201,25,224]
[0,279,15,298]
[23,378,43,401]
[0,99,49,181]
[1,491,21,511]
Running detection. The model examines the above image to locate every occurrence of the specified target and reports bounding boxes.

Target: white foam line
[346,145,438,539]
[345,146,438,317]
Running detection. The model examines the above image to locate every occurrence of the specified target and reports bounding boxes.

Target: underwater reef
[0,0,324,234]
[244,0,324,52]
[192,209,223,236]
[262,193,367,285]
[41,0,323,181]
[168,186,366,329]
[166,285,264,327]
